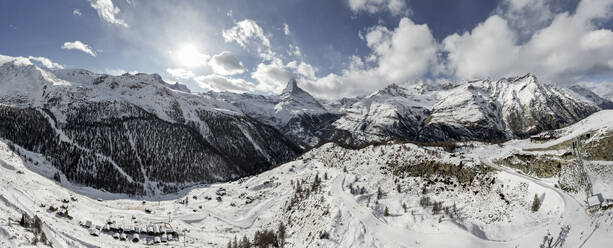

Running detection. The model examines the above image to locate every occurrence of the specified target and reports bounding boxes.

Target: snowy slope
[566,84,613,109]
[2,118,613,247]
[332,83,435,144]
[574,81,613,102]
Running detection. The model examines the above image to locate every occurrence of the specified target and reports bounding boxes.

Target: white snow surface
[2,108,613,247]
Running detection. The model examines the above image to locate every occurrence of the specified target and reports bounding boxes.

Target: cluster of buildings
[81,219,177,244]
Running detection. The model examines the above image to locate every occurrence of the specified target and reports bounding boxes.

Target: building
[588,194,602,211]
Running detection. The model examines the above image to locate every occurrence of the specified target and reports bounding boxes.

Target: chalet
[588,193,606,211]
[588,195,601,211]
[154,236,161,243]
[120,233,127,241]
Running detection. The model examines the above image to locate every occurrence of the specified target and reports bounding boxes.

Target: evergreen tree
[377,187,384,200]
[278,222,286,248]
[240,235,251,248]
[532,194,541,212]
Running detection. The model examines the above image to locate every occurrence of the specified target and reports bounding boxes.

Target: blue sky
[1,0,612,98]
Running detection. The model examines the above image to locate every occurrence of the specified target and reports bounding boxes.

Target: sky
[1,0,613,99]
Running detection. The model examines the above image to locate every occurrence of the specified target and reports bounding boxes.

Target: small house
[588,194,604,211]
[132,233,140,243]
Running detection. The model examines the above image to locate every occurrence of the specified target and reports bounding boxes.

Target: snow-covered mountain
[207,79,341,147]
[332,74,604,145]
[0,54,608,196]
[0,56,301,195]
[566,84,613,109]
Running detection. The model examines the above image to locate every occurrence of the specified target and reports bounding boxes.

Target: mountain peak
[281,78,301,96]
[510,73,538,84]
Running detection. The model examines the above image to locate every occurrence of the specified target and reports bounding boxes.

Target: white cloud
[194,74,256,93]
[166,68,195,79]
[287,61,317,80]
[222,19,274,59]
[365,17,439,83]
[88,0,128,27]
[305,0,613,99]
[251,59,294,93]
[61,40,96,56]
[348,0,408,16]
[27,56,64,69]
[443,0,613,82]
[288,44,301,57]
[283,23,290,36]
[105,68,127,76]
[208,51,245,75]
[442,16,520,79]
[303,17,439,99]
[223,19,270,48]
[73,9,82,16]
[495,0,557,38]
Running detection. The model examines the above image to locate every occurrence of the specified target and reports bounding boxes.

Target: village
[39,194,183,246]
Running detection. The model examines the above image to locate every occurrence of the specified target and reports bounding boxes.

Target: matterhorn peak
[281,78,301,96]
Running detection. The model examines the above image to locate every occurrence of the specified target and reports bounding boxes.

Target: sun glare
[173,44,206,68]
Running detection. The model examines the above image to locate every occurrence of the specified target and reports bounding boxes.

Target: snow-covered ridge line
[0,55,302,195]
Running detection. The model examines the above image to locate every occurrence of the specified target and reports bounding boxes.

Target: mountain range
[0,55,611,195]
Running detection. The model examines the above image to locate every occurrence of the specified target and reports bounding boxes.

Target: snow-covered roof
[588,195,603,206]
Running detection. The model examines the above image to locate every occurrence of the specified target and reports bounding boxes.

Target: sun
[173,44,207,68]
